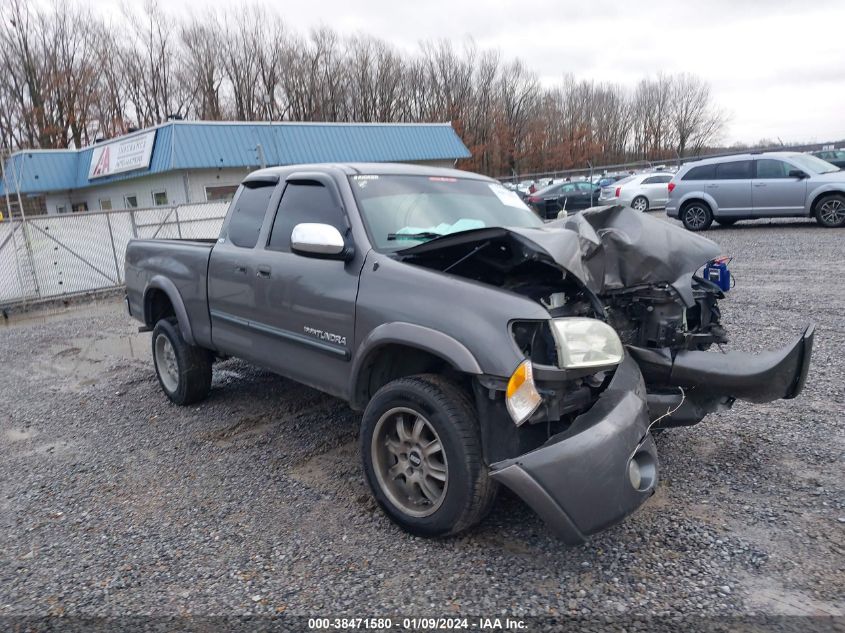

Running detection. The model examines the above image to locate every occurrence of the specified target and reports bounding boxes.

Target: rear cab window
[226,182,277,248]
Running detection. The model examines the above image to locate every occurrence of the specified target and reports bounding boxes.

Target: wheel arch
[143,276,195,345]
[808,187,845,216]
[350,323,483,410]
[679,196,715,215]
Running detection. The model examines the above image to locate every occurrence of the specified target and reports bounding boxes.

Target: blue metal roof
[1,121,471,195]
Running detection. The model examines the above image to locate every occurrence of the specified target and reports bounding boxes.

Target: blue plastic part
[703,259,731,292]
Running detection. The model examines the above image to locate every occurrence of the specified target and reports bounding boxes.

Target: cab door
[208,179,281,362]
[752,158,807,216]
[249,175,360,398]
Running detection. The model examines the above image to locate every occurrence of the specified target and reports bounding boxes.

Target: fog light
[628,451,657,491]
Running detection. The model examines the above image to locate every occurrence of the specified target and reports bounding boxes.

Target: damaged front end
[398,205,815,541]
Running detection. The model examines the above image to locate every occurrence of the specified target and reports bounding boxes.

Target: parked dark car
[810,150,845,170]
[526,181,598,219]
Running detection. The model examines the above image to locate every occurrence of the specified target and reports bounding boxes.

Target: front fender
[144,275,196,346]
[806,184,845,214]
[349,322,483,409]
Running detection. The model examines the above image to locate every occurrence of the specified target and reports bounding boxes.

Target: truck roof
[245,162,493,183]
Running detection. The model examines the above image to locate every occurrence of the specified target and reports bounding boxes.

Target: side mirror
[291,223,353,260]
[788,169,809,179]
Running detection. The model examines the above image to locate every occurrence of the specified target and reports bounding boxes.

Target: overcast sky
[100,0,845,145]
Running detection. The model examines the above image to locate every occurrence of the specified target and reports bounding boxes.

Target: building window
[124,195,138,208]
[205,185,239,202]
[152,190,168,206]
[56,205,68,214]
[99,198,112,211]
[71,202,88,213]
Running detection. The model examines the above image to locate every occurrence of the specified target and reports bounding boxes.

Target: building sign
[88,131,156,179]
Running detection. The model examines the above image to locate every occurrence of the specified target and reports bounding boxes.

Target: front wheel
[152,317,212,405]
[631,196,649,212]
[814,194,845,228]
[360,374,498,537]
[681,201,713,231]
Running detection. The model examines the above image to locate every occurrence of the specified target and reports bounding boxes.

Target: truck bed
[125,238,215,348]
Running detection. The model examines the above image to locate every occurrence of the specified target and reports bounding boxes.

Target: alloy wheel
[632,197,648,212]
[819,198,845,226]
[371,407,448,517]
[154,334,179,392]
[684,205,708,230]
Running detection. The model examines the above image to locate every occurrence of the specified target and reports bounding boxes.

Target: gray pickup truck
[125,163,814,544]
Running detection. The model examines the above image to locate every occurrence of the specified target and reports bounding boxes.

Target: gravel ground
[0,214,843,626]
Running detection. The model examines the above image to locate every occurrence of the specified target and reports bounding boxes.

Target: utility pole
[1,152,28,299]
[6,154,41,297]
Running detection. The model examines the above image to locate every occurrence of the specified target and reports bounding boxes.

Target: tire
[360,374,498,537]
[151,317,212,405]
[814,193,845,228]
[681,201,713,231]
[631,196,649,212]
[716,218,738,226]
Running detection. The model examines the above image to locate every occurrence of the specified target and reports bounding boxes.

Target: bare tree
[670,73,726,156]
[0,0,731,177]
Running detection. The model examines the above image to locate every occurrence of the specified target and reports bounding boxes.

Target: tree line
[0,0,728,176]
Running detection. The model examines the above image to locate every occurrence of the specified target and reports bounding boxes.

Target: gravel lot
[1,215,843,625]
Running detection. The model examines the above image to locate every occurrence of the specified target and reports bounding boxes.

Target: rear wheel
[814,194,845,228]
[152,317,212,405]
[631,196,649,212]
[360,374,498,537]
[681,201,713,231]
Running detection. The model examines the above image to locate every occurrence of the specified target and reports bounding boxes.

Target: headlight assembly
[550,317,624,369]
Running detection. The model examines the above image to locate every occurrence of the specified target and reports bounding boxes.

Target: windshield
[350,175,544,251]
[788,154,839,174]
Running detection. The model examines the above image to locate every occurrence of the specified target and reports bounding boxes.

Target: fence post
[129,209,138,238]
[175,205,183,238]
[105,212,122,284]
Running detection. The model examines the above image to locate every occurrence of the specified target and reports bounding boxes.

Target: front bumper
[629,324,815,404]
[489,354,656,545]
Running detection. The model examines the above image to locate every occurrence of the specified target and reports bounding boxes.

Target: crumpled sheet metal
[399,205,721,302]
[540,205,721,295]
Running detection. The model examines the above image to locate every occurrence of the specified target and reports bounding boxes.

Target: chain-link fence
[0,201,228,306]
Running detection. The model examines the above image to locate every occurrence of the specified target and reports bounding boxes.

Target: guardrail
[0,201,228,307]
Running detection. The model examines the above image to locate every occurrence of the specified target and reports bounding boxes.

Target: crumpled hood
[399,205,721,303]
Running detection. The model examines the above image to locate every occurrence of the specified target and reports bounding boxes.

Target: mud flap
[629,324,814,404]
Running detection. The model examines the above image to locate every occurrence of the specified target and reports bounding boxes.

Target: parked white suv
[666,152,845,231]
[598,172,673,211]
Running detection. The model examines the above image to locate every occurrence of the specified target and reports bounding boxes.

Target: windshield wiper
[387,232,444,241]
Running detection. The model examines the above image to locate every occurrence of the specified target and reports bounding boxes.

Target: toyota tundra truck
[125,163,814,544]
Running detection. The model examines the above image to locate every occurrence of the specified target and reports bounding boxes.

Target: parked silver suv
[666,152,845,231]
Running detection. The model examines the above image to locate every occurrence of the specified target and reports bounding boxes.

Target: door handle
[706,184,718,189]
[234,264,247,274]
[753,183,766,187]
[256,265,271,279]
